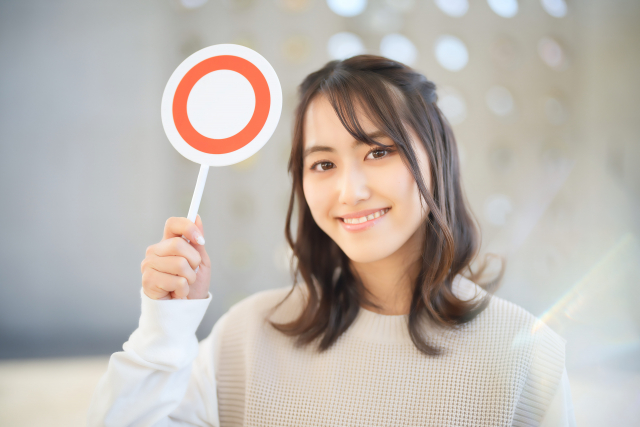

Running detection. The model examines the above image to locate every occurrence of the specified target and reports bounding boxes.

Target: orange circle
[173,55,271,154]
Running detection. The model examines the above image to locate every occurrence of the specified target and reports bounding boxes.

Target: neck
[350,230,422,316]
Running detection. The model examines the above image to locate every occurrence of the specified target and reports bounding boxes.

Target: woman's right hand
[141,215,211,300]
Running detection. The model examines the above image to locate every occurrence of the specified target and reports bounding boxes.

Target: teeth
[343,208,388,224]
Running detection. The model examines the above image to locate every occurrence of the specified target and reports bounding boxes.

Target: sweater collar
[345,274,480,344]
[347,306,411,343]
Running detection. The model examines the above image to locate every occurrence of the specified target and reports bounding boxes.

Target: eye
[366,148,391,160]
[310,161,335,172]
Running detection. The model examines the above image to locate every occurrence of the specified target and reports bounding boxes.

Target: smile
[341,208,390,224]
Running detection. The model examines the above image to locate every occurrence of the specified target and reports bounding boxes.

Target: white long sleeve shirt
[88,275,576,426]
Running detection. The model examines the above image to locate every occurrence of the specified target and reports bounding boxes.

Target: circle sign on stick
[162,44,282,167]
[160,45,282,271]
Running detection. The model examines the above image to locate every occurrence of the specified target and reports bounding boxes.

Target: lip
[337,207,391,233]
[337,207,391,219]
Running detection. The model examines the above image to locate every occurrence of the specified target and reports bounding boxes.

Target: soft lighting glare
[369,7,403,34]
[434,0,468,17]
[486,85,514,116]
[327,32,366,60]
[434,35,469,71]
[180,0,208,8]
[538,37,565,69]
[380,33,417,66]
[437,86,467,125]
[484,194,513,226]
[487,0,518,18]
[541,0,567,18]
[327,0,367,16]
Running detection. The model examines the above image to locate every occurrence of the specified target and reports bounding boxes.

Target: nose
[337,163,371,206]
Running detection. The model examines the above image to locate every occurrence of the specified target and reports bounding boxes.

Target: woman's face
[302,94,432,264]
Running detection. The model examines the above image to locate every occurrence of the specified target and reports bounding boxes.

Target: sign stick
[182,164,209,274]
[187,164,210,223]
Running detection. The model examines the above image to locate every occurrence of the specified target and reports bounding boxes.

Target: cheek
[373,162,421,209]
[303,177,331,223]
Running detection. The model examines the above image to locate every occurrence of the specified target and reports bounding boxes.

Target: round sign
[161,44,282,166]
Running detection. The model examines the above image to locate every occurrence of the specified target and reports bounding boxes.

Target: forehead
[302,94,378,149]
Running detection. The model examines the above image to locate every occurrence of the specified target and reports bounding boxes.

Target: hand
[140,215,211,300]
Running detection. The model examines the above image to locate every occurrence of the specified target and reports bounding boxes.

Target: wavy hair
[271,55,504,356]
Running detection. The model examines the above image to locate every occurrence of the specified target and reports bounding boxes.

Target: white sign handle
[187,164,209,223]
[182,164,209,274]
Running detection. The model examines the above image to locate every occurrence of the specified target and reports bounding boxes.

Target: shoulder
[227,285,304,319]
[453,275,568,423]
[453,274,566,352]
[214,284,305,338]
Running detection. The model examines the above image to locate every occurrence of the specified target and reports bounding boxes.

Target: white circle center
[187,70,256,139]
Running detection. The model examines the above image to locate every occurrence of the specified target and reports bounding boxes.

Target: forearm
[87,289,214,427]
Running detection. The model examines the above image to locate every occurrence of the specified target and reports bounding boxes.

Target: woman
[88,55,575,426]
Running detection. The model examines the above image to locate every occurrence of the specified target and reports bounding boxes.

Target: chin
[335,239,404,264]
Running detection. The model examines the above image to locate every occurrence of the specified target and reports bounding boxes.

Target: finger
[193,215,211,269]
[142,269,189,300]
[144,254,197,285]
[163,217,205,245]
[150,237,202,269]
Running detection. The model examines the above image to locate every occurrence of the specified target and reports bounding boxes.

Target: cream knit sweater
[88,275,576,426]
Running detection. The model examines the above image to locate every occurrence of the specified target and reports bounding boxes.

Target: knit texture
[212,275,566,427]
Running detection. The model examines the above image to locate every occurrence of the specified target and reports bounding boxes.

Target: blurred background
[0,0,639,425]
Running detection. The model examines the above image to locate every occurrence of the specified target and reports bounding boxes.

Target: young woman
[88,55,576,426]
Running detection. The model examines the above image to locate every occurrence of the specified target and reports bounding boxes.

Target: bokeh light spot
[282,35,311,63]
[538,37,565,69]
[491,36,521,70]
[434,35,469,71]
[327,0,367,17]
[484,194,513,226]
[380,33,417,66]
[486,85,515,116]
[434,0,469,17]
[328,32,366,60]
[437,86,467,125]
[545,97,568,125]
[487,0,518,18]
[180,0,208,8]
[541,0,567,18]
[369,6,404,34]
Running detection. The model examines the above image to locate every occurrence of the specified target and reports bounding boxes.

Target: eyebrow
[303,130,389,159]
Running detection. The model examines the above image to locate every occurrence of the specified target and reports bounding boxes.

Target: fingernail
[193,232,205,245]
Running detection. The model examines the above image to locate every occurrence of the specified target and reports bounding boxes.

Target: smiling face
[302,94,432,264]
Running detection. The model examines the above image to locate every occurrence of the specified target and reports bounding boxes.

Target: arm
[539,367,577,427]
[88,216,219,426]
[87,290,223,427]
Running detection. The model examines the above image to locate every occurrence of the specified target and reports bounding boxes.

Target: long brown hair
[271,55,504,356]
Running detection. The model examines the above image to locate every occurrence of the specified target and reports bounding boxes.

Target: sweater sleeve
[538,367,577,427]
[87,288,224,427]
[511,322,570,427]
